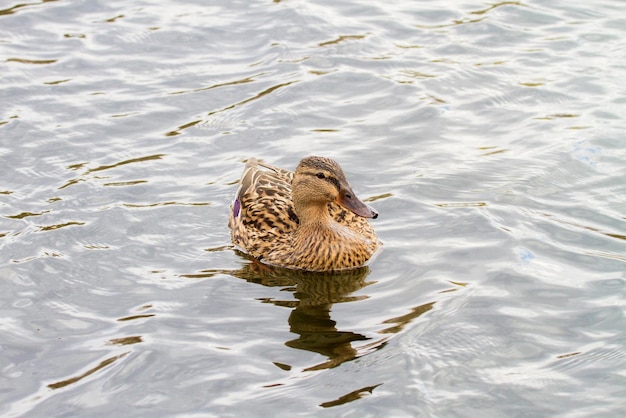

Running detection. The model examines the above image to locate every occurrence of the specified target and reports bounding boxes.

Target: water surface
[1,0,625,416]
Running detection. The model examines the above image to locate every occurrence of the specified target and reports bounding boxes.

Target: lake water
[1,0,625,416]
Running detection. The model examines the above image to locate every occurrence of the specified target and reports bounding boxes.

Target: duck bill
[336,186,378,219]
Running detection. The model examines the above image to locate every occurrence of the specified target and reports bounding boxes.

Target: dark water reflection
[185,259,435,373]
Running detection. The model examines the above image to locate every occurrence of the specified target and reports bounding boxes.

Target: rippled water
[1,0,625,416]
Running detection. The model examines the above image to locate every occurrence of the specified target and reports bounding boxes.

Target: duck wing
[229,159,299,258]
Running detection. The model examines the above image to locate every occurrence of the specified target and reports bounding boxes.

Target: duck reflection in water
[232,258,374,371]
[187,253,435,372]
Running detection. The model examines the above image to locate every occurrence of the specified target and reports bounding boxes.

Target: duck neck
[295,202,333,228]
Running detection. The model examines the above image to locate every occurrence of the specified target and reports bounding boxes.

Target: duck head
[292,156,378,220]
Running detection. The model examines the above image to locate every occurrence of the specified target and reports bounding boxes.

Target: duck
[228,156,380,271]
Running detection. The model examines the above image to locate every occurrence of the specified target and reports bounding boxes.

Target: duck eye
[316,172,325,179]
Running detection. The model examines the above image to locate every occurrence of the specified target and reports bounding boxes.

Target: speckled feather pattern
[228,158,379,271]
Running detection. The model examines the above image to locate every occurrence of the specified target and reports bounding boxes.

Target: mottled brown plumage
[228,156,380,271]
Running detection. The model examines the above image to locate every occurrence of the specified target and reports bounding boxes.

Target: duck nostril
[345,193,352,199]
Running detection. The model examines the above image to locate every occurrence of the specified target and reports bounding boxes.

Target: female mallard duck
[228,156,380,271]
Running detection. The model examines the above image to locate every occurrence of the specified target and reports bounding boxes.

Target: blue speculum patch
[233,198,241,218]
